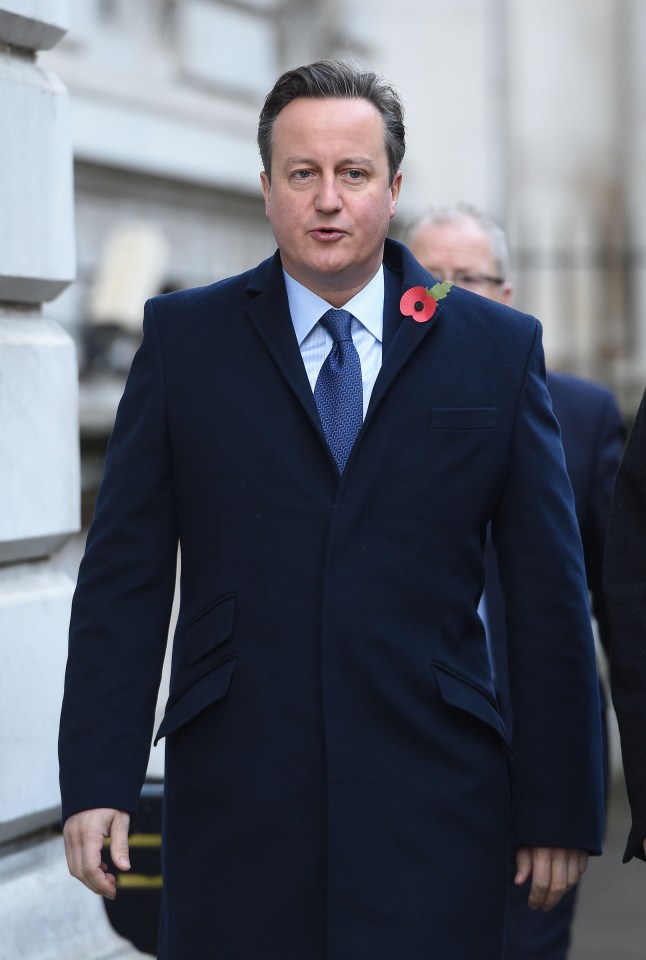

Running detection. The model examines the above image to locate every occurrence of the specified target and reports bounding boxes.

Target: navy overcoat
[60,239,603,960]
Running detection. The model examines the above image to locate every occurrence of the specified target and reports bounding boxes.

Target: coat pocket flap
[430,661,511,747]
[154,656,236,744]
[185,593,235,665]
[430,407,497,429]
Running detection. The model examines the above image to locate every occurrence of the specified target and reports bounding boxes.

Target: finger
[514,847,533,885]
[108,810,131,872]
[63,823,81,885]
[77,821,118,899]
[85,866,117,899]
[567,849,585,888]
[540,852,568,911]
[527,849,551,910]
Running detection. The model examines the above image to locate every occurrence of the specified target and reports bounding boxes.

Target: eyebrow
[282,156,376,170]
[339,156,376,169]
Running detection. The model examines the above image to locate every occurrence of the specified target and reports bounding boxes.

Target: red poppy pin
[400,282,452,323]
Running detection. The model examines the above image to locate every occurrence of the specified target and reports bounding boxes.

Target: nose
[314,175,342,214]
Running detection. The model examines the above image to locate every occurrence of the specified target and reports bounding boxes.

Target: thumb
[109,811,131,871]
[515,847,533,886]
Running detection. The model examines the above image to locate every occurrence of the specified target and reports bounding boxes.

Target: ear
[500,280,514,307]
[260,171,270,212]
[389,171,403,219]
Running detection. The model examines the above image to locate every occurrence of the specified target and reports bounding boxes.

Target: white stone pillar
[506,0,622,375]
[626,0,646,397]
[0,3,146,957]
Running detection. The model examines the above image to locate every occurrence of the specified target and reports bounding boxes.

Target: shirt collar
[284,267,384,345]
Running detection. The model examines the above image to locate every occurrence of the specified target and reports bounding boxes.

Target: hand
[515,846,588,911]
[63,808,131,899]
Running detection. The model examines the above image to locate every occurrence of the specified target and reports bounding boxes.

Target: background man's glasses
[430,271,505,291]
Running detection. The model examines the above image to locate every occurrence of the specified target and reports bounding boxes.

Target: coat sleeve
[491,323,604,854]
[605,388,646,862]
[59,299,178,823]
[582,391,625,658]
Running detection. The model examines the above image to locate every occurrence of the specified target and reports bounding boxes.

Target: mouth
[309,227,346,242]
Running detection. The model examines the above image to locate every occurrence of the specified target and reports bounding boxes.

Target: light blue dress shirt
[283,267,384,417]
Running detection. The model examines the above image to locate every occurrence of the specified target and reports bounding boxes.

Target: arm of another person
[492,321,604,907]
[605,388,646,862]
[582,390,626,657]
[59,300,179,895]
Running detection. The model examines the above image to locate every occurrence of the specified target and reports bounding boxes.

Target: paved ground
[569,779,645,959]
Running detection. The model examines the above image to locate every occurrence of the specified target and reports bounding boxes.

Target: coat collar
[244,239,448,470]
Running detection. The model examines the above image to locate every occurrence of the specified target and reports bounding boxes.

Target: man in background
[604,387,646,865]
[407,205,625,960]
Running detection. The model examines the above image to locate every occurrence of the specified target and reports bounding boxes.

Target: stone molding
[0,50,75,303]
[0,2,68,51]
[0,313,79,560]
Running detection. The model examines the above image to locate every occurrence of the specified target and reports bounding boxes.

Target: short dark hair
[258,59,405,185]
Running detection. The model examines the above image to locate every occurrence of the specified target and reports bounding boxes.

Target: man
[60,61,603,960]
[604,387,646,864]
[407,205,624,959]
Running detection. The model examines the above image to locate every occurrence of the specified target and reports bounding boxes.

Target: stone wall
[0,3,147,957]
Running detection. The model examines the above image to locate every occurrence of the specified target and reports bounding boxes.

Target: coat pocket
[185,593,236,666]
[154,656,236,744]
[429,407,497,429]
[430,660,511,748]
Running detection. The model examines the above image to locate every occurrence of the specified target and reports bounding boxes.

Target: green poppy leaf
[428,281,453,301]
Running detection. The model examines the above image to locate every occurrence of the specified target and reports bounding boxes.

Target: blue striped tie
[314,308,363,473]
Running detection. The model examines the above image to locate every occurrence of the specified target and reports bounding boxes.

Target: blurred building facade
[1,1,644,957]
[366,0,646,412]
[44,0,646,424]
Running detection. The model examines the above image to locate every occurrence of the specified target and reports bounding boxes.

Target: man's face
[407,218,514,306]
[260,97,402,307]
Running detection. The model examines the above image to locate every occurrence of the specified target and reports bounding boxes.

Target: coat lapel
[244,252,332,457]
[364,239,446,432]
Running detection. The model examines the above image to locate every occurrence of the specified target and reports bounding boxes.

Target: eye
[290,169,313,182]
[345,169,365,181]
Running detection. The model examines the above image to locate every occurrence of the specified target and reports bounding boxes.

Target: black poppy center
[414,300,425,311]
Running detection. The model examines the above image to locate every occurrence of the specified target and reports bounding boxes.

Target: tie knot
[319,308,353,344]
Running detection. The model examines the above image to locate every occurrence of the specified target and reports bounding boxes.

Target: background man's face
[408,218,514,306]
[260,96,402,307]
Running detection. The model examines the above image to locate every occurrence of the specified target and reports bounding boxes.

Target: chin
[309,254,356,278]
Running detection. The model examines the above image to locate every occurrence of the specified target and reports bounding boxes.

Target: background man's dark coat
[485,372,624,958]
[605,386,646,863]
